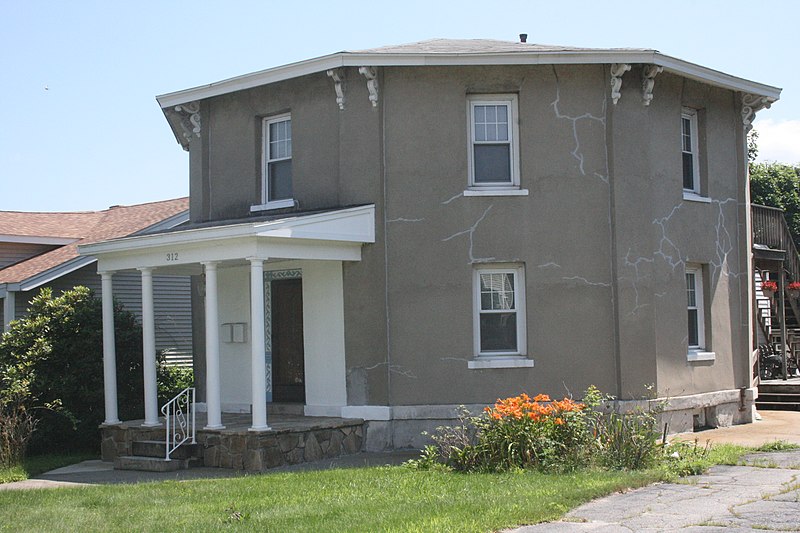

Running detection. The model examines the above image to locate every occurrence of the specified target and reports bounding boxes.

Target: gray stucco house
[80,38,780,451]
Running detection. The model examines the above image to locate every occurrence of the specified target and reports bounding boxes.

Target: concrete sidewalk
[509,410,800,532]
[510,449,800,532]
[0,450,418,490]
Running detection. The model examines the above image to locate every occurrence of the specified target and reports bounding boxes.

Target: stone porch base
[101,413,364,472]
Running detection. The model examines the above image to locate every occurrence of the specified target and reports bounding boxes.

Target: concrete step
[114,455,190,472]
[759,383,800,394]
[755,401,800,411]
[267,403,304,415]
[132,440,200,460]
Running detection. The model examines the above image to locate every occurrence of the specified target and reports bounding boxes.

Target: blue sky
[1,0,798,212]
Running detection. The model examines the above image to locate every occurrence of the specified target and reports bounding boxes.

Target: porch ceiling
[77,205,375,272]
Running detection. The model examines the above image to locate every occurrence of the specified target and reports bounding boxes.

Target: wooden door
[271,278,305,403]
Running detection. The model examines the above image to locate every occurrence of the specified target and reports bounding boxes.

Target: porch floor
[112,412,364,435]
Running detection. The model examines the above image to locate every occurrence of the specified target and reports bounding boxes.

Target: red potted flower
[788,281,800,299]
[762,280,778,299]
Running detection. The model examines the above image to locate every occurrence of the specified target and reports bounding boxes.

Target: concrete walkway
[509,410,800,532]
[0,450,418,490]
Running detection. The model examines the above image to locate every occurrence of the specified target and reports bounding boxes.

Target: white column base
[248,425,271,432]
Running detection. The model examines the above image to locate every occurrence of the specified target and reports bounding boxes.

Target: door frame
[263,268,302,403]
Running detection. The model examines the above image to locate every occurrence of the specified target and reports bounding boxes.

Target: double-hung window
[681,108,700,195]
[468,95,520,190]
[260,114,293,210]
[685,265,715,361]
[473,265,527,357]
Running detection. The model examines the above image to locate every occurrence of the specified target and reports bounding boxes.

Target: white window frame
[681,107,700,196]
[467,95,521,191]
[253,113,294,212]
[472,265,528,360]
[685,265,714,361]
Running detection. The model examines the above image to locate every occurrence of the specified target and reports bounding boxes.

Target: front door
[271,278,305,403]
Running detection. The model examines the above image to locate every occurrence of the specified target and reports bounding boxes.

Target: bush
[0,372,37,467]
[411,387,667,473]
[0,287,145,455]
[157,364,194,405]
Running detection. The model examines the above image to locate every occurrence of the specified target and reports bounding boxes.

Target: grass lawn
[0,466,659,532]
[0,442,764,532]
[0,453,97,484]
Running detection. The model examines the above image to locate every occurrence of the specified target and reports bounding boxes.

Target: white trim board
[156,49,781,110]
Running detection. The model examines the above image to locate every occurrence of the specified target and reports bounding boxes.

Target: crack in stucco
[620,197,741,316]
[562,275,611,288]
[551,65,608,182]
[387,217,425,223]
[441,192,463,205]
[537,262,561,269]
[350,361,418,379]
[441,205,496,264]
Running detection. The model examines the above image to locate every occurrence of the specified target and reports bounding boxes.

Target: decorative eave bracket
[741,93,776,132]
[641,65,663,106]
[326,68,346,110]
[173,101,201,151]
[610,63,631,105]
[358,66,379,107]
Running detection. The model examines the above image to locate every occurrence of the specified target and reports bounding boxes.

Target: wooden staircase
[756,382,800,411]
[752,204,800,410]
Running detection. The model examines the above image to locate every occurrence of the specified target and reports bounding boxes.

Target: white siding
[15,265,193,361]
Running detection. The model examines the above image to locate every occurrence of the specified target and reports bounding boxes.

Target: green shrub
[157,363,194,405]
[0,287,145,455]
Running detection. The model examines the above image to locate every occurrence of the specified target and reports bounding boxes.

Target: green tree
[749,130,800,248]
[0,287,144,454]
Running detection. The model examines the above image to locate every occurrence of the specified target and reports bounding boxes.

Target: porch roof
[77,204,375,274]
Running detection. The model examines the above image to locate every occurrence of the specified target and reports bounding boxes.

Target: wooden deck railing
[752,203,800,282]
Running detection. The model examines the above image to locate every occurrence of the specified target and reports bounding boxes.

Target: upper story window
[681,107,700,195]
[467,95,520,191]
[258,114,293,211]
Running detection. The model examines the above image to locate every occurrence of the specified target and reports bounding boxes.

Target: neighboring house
[1,198,192,365]
[80,38,780,451]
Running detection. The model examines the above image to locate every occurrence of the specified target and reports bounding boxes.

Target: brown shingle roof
[0,198,189,285]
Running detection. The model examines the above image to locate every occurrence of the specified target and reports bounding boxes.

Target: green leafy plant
[0,286,145,455]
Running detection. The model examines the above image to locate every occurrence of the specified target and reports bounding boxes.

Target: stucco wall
[187,62,749,410]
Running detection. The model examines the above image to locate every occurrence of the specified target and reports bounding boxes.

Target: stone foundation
[102,416,364,472]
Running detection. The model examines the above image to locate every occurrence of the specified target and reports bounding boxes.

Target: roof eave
[156,49,781,142]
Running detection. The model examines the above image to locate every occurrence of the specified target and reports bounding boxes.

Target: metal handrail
[160,387,195,461]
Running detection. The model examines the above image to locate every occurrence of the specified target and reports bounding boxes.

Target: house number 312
[166,252,179,261]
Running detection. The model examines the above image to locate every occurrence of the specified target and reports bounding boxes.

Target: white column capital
[98,270,116,279]
[246,257,267,265]
[201,261,219,269]
[138,266,154,275]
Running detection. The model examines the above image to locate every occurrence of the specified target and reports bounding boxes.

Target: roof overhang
[0,234,78,245]
[78,205,375,273]
[157,49,781,109]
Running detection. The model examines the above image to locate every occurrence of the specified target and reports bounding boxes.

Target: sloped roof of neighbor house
[0,198,189,290]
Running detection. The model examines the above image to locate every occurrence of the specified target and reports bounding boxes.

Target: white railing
[160,387,196,460]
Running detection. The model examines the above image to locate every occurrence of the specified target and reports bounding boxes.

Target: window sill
[687,350,716,362]
[682,192,711,204]
[464,188,529,197]
[468,357,534,369]
[250,199,295,212]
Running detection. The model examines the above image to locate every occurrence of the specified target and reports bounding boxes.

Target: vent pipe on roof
[519,33,528,43]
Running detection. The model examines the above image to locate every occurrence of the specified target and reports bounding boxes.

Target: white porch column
[3,290,15,332]
[203,262,224,429]
[249,258,270,431]
[100,272,121,425]
[139,267,160,427]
